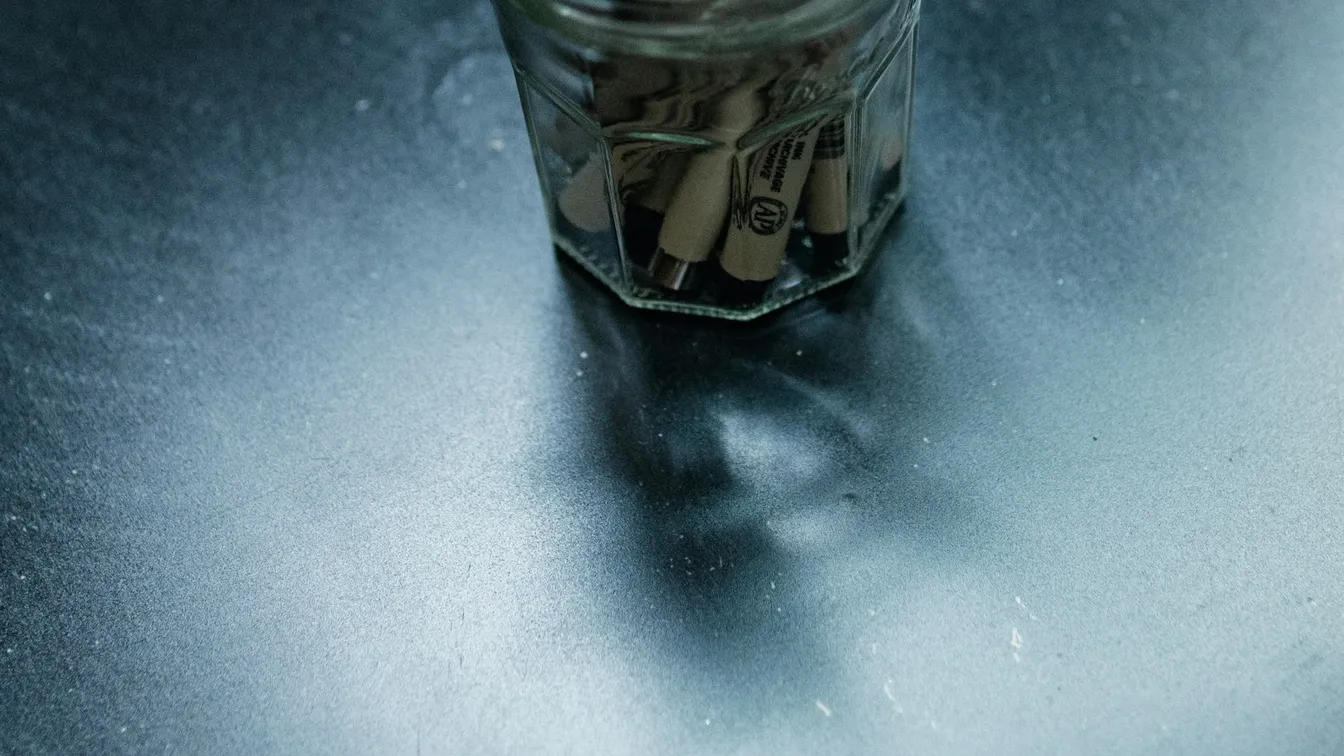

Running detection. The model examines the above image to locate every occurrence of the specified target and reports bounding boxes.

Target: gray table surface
[3,0,1343,753]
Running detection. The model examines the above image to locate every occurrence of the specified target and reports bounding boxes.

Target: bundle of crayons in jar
[501,1,917,317]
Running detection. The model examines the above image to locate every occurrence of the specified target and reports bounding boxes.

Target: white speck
[488,138,506,151]
[354,98,371,112]
[923,437,930,444]
[1160,723,1169,732]
[120,727,127,734]
[575,369,584,377]
[868,607,877,616]
[930,719,938,731]
[18,574,26,581]
[1011,627,1024,651]
[43,292,52,301]
[460,94,474,106]
[579,351,588,359]
[769,581,775,589]
[913,463,919,469]
[1056,278,1064,285]
[796,350,803,356]
[815,700,832,717]
[5,648,11,654]
[155,294,164,303]
[1010,229,1018,237]
[456,180,467,190]
[991,380,998,387]
[1140,317,1146,324]
[657,432,663,438]
[776,607,782,612]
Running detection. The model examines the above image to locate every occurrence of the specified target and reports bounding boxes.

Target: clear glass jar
[493,0,919,319]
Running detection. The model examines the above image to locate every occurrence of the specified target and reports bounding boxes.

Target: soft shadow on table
[537,204,1000,711]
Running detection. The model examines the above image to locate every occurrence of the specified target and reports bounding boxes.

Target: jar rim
[505,0,916,57]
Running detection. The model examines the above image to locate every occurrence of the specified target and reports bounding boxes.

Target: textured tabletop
[3,0,1343,753]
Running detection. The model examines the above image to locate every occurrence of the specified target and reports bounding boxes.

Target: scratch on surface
[1011,626,1023,662]
[1015,596,1039,621]
[882,679,904,714]
[814,700,832,717]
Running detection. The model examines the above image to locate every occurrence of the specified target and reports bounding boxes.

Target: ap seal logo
[747,196,789,235]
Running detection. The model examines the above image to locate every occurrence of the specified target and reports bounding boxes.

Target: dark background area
[3,0,1343,753]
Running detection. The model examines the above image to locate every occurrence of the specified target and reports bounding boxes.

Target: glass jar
[493,0,919,319]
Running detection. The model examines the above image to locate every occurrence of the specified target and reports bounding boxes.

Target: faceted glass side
[854,25,916,269]
[517,76,625,289]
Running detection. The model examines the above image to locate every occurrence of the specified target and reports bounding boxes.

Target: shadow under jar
[493,0,919,320]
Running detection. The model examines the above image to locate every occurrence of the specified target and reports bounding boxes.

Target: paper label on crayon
[719,123,820,282]
[655,147,735,264]
[557,156,613,232]
[612,142,684,203]
[813,119,846,160]
[747,196,790,235]
[803,118,848,235]
[559,142,684,232]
